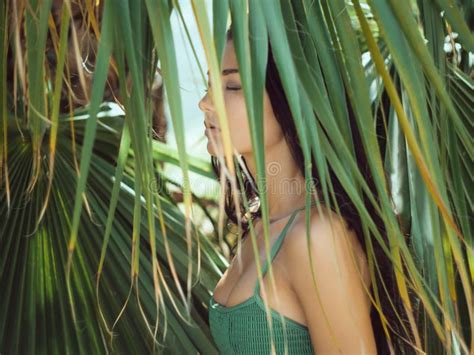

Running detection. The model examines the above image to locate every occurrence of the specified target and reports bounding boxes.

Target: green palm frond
[1,107,221,353]
[1,0,472,353]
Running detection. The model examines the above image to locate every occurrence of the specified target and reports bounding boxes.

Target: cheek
[262,94,283,145]
[214,92,282,155]
[225,93,253,150]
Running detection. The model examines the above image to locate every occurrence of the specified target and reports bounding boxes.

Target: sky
[162,0,220,200]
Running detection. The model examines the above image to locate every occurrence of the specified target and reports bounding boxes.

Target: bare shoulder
[280,205,376,353]
[282,205,369,284]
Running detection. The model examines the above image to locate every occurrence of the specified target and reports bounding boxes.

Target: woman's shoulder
[281,205,376,354]
[288,203,354,244]
[281,204,369,284]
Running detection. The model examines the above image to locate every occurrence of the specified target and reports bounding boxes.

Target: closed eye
[203,86,241,93]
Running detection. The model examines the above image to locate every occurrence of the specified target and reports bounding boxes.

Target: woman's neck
[241,138,308,219]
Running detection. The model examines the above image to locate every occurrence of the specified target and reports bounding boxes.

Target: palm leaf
[1,0,472,353]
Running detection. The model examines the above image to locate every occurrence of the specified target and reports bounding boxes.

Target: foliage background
[0,0,472,354]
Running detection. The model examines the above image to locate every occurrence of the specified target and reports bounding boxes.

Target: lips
[204,120,220,130]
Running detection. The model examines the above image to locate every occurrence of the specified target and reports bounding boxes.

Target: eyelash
[204,87,241,93]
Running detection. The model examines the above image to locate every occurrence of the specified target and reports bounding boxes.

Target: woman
[199,29,409,354]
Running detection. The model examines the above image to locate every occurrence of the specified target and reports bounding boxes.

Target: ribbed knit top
[209,207,315,354]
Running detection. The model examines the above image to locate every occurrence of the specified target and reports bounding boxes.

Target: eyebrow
[206,68,239,77]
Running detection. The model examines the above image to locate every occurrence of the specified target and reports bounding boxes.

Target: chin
[206,143,219,157]
[206,141,224,157]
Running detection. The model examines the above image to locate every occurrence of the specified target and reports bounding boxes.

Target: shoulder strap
[253,207,303,295]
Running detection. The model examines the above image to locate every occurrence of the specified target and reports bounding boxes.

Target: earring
[242,194,260,225]
[248,194,261,213]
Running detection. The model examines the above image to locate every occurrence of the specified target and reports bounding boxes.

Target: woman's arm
[285,211,377,354]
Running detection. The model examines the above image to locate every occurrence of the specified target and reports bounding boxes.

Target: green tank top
[209,206,315,354]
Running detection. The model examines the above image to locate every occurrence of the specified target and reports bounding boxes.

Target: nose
[198,89,213,113]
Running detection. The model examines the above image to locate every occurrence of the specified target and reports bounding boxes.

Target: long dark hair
[211,28,416,354]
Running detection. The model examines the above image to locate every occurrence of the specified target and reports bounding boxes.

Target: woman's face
[198,40,284,157]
